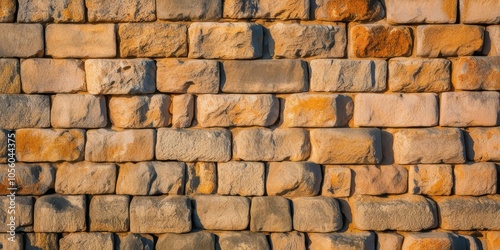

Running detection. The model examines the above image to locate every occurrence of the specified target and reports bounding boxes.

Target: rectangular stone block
[351,165,407,195]
[218,161,265,196]
[116,234,154,250]
[219,232,269,249]
[409,165,453,195]
[157,0,221,20]
[454,163,497,196]
[436,196,500,230]
[34,195,86,232]
[389,58,451,92]
[17,0,85,22]
[157,59,219,94]
[51,94,107,128]
[193,195,249,230]
[109,95,170,128]
[86,0,155,22]
[0,24,43,58]
[267,162,322,197]
[90,195,129,232]
[21,59,86,93]
[270,232,306,250]
[55,162,116,195]
[17,129,84,162]
[0,196,33,232]
[354,93,438,127]
[483,25,500,55]
[156,128,231,162]
[0,95,50,129]
[377,233,403,250]
[130,196,191,233]
[0,163,55,195]
[186,162,217,195]
[0,0,16,22]
[416,25,484,57]
[221,60,307,93]
[440,91,499,126]
[386,0,457,24]
[465,127,500,161]
[86,129,155,162]
[310,59,386,92]
[25,233,59,250]
[308,232,375,250]
[313,0,384,21]
[251,196,292,232]
[270,23,346,58]
[402,233,454,250]
[157,232,215,250]
[293,197,342,232]
[189,22,263,59]
[452,56,500,90]
[349,25,412,58]
[0,59,20,93]
[460,0,500,24]
[60,233,114,249]
[322,166,351,197]
[46,24,116,58]
[224,0,308,19]
[171,94,194,128]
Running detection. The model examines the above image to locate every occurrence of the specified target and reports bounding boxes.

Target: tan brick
[452,56,500,90]
[25,233,58,250]
[219,232,269,249]
[157,59,219,93]
[0,59,20,94]
[314,0,383,21]
[157,232,215,250]
[86,0,155,22]
[0,196,33,232]
[218,161,265,196]
[270,232,306,250]
[157,0,221,20]
[55,162,116,195]
[89,195,129,232]
[250,196,292,232]
[377,233,403,250]
[483,25,500,55]
[17,0,85,22]
[193,195,249,230]
[322,166,351,197]
[21,59,85,93]
[266,162,322,197]
[51,94,107,128]
[130,196,191,233]
[436,196,500,230]
[351,165,407,195]
[0,163,55,195]
[440,91,499,126]
[0,0,16,22]
[350,25,412,58]
[0,95,50,129]
[402,233,454,250]
[270,23,346,58]
[308,232,375,250]
[17,129,84,162]
[460,0,500,24]
[409,165,453,195]
[389,58,451,92]
[34,194,86,232]
[60,233,114,249]
[171,94,194,128]
[224,0,308,19]
[0,24,43,57]
[454,162,497,196]
[465,127,500,161]
[386,0,456,24]
[116,234,154,250]
[185,162,217,195]
[46,24,116,58]
[109,95,170,128]
[293,197,342,232]
[416,25,484,57]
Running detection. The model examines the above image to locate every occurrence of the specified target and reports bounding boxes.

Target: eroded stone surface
[109,95,171,128]
[386,0,456,24]
[402,233,454,250]
[389,58,451,92]
[0,59,20,93]
[350,25,412,58]
[218,232,269,250]
[409,165,453,195]
[218,161,265,196]
[51,94,107,128]
[377,233,403,250]
[483,25,500,55]
[0,24,44,57]
[157,59,219,93]
[452,56,500,90]
[322,166,351,197]
[0,196,33,232]
[293,197,342,232]
[34,195,86,232]
[116,234,154,250]
[156,232,215,250]
[460,0,500,24]
[416,25,484,57]
[171,94,195,128]
[465,127,500,162]
[270,232,306,250]
[16,129,85,162]
[454,162,497,196]
[130,196,191,233]
[89,195,129,232]
[17,0,85,22]
[0,95,50,129]
[224,0,308,19]
[440,91,499,127]
[56,162,116,194]
[185,162,217,195]
[59,233,114,249]
[0,163,55,195]
[266,162,322,197]
[25,233,59,250]
[86,0,155,22]
[250,196,292,232]
[436,196,500,230]
[0,0,16,22]
[314,0,384,21]
[21,59,86,93]
[193,195,250,230]
[308,232,375,250]
[351,165,407,195]
[157,0,221,20]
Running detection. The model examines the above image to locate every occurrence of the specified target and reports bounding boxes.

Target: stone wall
[0,0,499,249]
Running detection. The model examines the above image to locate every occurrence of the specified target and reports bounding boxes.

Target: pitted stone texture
[483,26,500,56]
[393,128,466,164]
[0,196,33,232]
[377,233,404,250]
[310,59,386,92]
[266,162,322,197]
[224,0,308,19]
[21,59,86,94]
[172,94,194,128]
[310,128,382,164]
[86,129,155,162]
[352,195,438,231]
[218,232,269,250]
[17,0,85,22]
[218,161,264,196]
[221,60,307,93]
[34,195,86,232]
[322,166,351,197]
[46,24,116,58]
[270,232,306,250]
[350,25,412,58]
[25,233,59,250]
[293,197,342,232]
[354,93,438,127]
[454,163,497,196]
[130,196,191,233]
[17,129,84,162]
[389,58,451,92]
[250,196,292,232]
[436,196,500,230]
[51,94,107,128]
[89,195,129,232]
[314,0,384,21]
[197,94,279,127]
[233,128,310,161]
[386,0,456,24]
[460,0,500,24]
[402,233,454,250]
[270,23,346,58]
[0,24,43,58]
[86,0,155,22]
[193,195,250,230]
[116,234,154,250]
[157,232,215,250]
[157,128,231,162]
[157,59,219,93]
[86,59,156,94]
[0,59,20,93]
[0,163,55,196]
[186,162,217,195]
[116,161,185,195]
[59,233,114,249]
[0,0,16,22]
[189,22,263,59]
[119,23,187,58]
[56,162,116,195]
[466,127,500,162]
[308,232,375,250]
[351,165,407,195]
[440,91,499,127]
[0,234,23,249]
[109,95,170,128]
[409,165,453,195]
[157,0,221,20]
[416,25,484,57]
[452,56,500,90]
[0,95,50,129]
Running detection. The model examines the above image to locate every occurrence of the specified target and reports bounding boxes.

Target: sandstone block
[402,233,454,250]
[116,161,185,195]
[172,94,194,128]
[189,22,263,59]
[460,0,500,24]
[466,127,500,161]
[0,24,43,57]
[270,23,346,58]
[377,233,403,250]
[0,163,54,195]
[270,232,306,250]
[90,195,129,232]
[393,128,466,164]
[116,234,154,250]
[186,162,217,195]
[17,129,84,162]
[266,162,321,197]
[409,165,453,195]
[157,232,215,250]
[55,162,116,195]
[21,59,86,94]
[322,166,351,197]
[310,59,386,92]
[86,0,155,22]
[0,196,33,232]
[85,129,155,162]
[250,196,292,232]
[156,128,231,162]
[352,195,438,231]
[130,196,191,233]
[218,161,264,196]
[452,56,500,90]
[224,0,308,19]
[0,59,20,93]
[389,58,451,92]
[386,0,456,24]
[157,59,219,93]
[436,196,500,230]
[232,128,310,161]
[60,233,114,249]
[314,0,384,21]
[310,128,382,164]
[17,0,85,22]
[486,232,500,250]
[354,93,438,127]
[51,94,107,128]
[416,25,484,57]
[0,95,49,129]
[454,163,497,196]
[119,23,187,58]
[293,197,342,232]
[157,0,221,20]
[350,25,412,58]
[351,165,407,195]
[86,59,156,94]
[483,25,500,55]
[46,24,116,58]
[308,232,375,250]
[193,195,249,230]
[218,232,269,250]
[34,195,86,232]
[440,91,499,126]
[25,233,59,250]
[221,60,307,93]
[0,234,23,249]
[109,95,170,128]
[0,0,16,22]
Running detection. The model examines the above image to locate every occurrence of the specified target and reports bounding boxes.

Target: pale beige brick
[308,232,375,250]
[89,195,129,232]
[0,0,16,22]
[322,166,351,197]
[0,95,50,129]
[250,196,292,232]
[483,25,500,55]
[350,25,412,58]
[402,233,454,250]
[454,162,497,196]
[389,58,451,92]
[21,59,85,93]
[465,127,500,161]
[55,162,116,195]
[314,0,383,21]
[436,196,500,230]
[193,195,249,230]
[51,94,107,128]
[218,161,265,196]
[377,233,403,250]
[351,165,407,195]
[157,59,219,93]
[460,0,500,24]
[171,94,194,128]
[116,162,185,195]
[17,0,85,22]
[0,24,43,58]
[293,197,342,232]
[409,165,453,195]
[157,0,221,20]
[34,194,86,232]
[224,0,308,19]
[130,196,191,233]
[386,0,457,24]
[452,56,500,90]
[16,129,85,162]
[0,59,19,94]
[270,232,306,250]
[109,95,171,128]
[59,233,114,249]
[440,91,499,127]
[416,25,484,57]
[266,162,322,197]
[86,0,155,22]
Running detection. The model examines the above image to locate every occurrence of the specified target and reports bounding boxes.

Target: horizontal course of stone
[0,0,499,249]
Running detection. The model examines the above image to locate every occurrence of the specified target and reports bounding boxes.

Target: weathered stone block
[440,91,499,126]
[416,25,484,57]
[218,232,269,250]
[86,0,155,22]
[130,196,191,233]
[460,0,500,24]
[156,232,215,250]
[0,59,20,93]
[436,196,500,230]
[90,195,129,232]
[157,0,221,20]
[34,195,86,232]
[389,58,451,92]
[350,25,412,58]
[193,195,249,230]
[270,232,306,250]
[157,59,219,93]
[51,94,107,128]
[55,162,116,195]
[17,0,85,22]
[0,163,54,195]
[377,233,403,250]
[172,94,194,128]
[21,59,86,94]
[409,165,453,195]
[0,95,50,129]
[25,233,59,250]
[109,95,170,128]
[115,234,154,250]
[0,196,33,232]
[452,56,500,90]
[266,162,322,197]
[308,232,375,250]
[250,196,292,232]
[402,233,454,250]
[85,129,155,162]
[0,234,23,249]
[0,24,43,57]
[466,127,500,161]
[483,25,500,55]
[314,0,384,21]
[293,197,342,232]
[60,233,114,249]
[17,129,84,162]
[185,162,217,195]
[386,0,456,24]
[351,165,407,195]
[0,0,16,22]
[454,163,497,196]
[156,128,231,162]
[322,166,351,197]
[224,0,308,19]
[218,161,264,196]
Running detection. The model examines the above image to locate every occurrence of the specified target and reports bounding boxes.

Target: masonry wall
[0,0,499,249]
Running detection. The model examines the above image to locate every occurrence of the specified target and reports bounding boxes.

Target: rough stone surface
[157,0,221,20]
[0,95,49,129]
[193,195,250,230]
[218,161,265,196]
[350,25,412,58]
[109,95,171,128]
[59,233,114,249]
[0,196,33,232]
[310,128,382,164]
[0,59,20,93]
[307,232,375,250]
[408,165,453,195]
[250,196,292,232]
[416,25,485,57]
[86,0,155,22]
[16,129,85,162]
[185,162,217,195]
[483,25,500,55]
[293,197,342,232]
[157,59,219,93]
[224,0,308,19]
[119,23,187,58]
[0,234,23,249]
[116,234,154,250]
[465,127,500,162]
[130,196,191,233]
[34,195,86,232]
[218,232,269,250]
[352,195,438,231]
[460,0,500,24]
[377,233,404,250]
[389,58,451,92]
[232,128,310,161]
[51,94,107,128]
[189,22,263,59]
[270,23,346,58]
[17,0,85,22]
[21,59,85,94]
[171,94,194,128]
[266,162,322,197]
[314,0,384,21]
[452,56,500,90]
[322,166,351,197]
[89,195,129,232]
[402,233,454,250]
[156,128,231,162]
[25,233,59,250]
[156,232,215,250]
[386,0,456,24]
[454,163,497,196]
[56,162,116,195]
[270,232,306,250]
[351,165,407,195]
[0,24,44,57]
[436,196,500,230]
[0,163,55,195]
[0,0,16,22]
[440,91,499,127]
[85,129,155,162]
[197,94,279,127]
